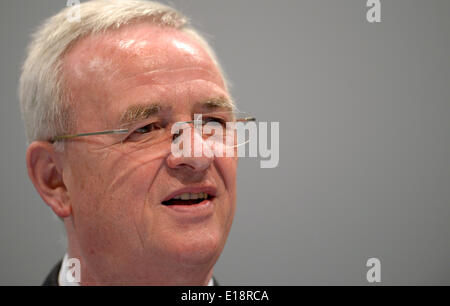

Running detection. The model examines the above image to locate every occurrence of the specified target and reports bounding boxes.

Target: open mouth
[161,192,214,206]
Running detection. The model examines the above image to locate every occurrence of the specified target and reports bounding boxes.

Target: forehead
[62,22,228,128]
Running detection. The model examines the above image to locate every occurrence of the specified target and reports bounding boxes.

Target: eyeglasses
[50,111,256,153]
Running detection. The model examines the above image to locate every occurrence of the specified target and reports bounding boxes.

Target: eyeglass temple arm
[178,117,256,124]
[50,129,128,142]
[50,117,256,142]
[238,117,256,122]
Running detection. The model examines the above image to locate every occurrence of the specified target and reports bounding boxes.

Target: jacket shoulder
[42,259,62,286]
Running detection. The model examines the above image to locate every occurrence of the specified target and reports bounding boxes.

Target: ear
[26,141,71,218]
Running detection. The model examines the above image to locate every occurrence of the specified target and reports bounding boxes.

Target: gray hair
[19,0,229,146]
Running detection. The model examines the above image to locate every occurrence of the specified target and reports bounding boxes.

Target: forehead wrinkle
[117,66,220,86]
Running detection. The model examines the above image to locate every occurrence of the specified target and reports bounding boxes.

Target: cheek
[64,153,104,216]
[214,157,237,224]
[69,149,162,198]
[65,150,163,245]
[215,157,237,194]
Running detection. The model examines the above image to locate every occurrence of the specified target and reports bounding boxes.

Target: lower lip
[162,198,214,214]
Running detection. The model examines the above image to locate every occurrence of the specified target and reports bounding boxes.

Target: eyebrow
[199,97,235,112]
[119,103,161,126]
[118,97,235,126]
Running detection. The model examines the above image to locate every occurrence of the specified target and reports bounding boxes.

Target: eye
[202,116,227,126]
[133,122,162,134]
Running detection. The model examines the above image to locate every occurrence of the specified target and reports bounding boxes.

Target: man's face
[61,23,236,284]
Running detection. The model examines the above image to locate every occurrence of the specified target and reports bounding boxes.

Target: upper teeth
[173,192,209,200]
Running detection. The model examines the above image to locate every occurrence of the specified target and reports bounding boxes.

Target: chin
[167,228,225,266]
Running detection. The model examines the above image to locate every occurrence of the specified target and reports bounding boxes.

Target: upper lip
[162,186,217,203]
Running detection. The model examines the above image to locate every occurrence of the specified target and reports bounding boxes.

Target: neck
[64,219,215,285]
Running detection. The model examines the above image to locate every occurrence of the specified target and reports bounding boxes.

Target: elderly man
[19,0,242,285]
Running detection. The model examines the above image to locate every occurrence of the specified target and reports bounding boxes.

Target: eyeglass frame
[49,116,256,143]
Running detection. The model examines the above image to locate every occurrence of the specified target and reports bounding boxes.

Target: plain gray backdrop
[1,0,449,285]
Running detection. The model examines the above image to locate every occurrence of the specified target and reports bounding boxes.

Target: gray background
[1,0,449,285]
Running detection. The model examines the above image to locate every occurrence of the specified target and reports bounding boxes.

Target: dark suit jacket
[42,260,219,286]
[42,260,62,286]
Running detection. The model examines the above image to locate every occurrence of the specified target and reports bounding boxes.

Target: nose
[166,125,214,172]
